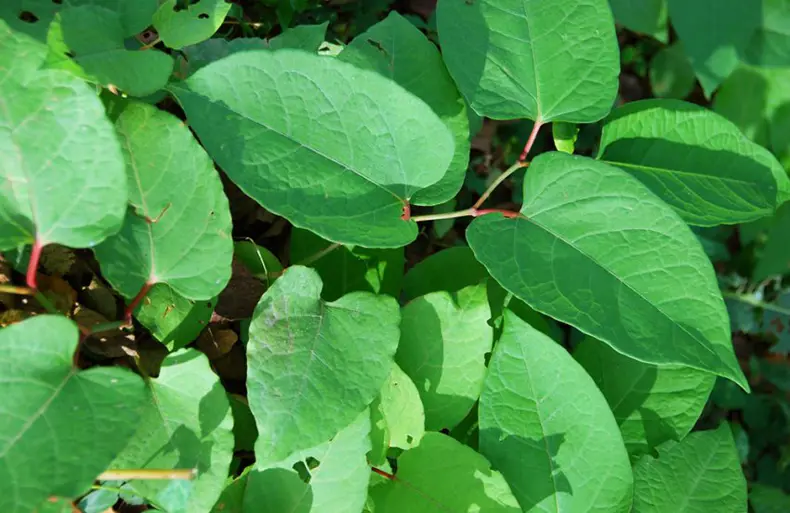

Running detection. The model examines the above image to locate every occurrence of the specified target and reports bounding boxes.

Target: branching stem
[123,281,155,325]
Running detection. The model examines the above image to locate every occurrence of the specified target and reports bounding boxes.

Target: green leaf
[397,283,492,431]
[479,312,633,512]
[289,228,403,302]
[742,0,790,67]
[436,0,619,123]
[339,11,470,204]
[235,241,283,279]
[111,349,234,513]
[0,0,157,42]
[402,246,488,301]
[0,315,146,513]
[649,43,695,99]
[0,20,127,250]
[229,394,258,452]
[574,337,715,459]
[750,484,790,513]
[371,432,521,513]
[267,411,372,513]
[667,0,760,97]
[94,102,233,303]
[598,99,787,226]
[552,122,578,154]
[153,0,232,49]
[246,266,399,465]
[632,424,747,512]
[134,284,215,350]
[754,202,790,281]
[268,22,328,51]
[608,0,668,41]
[171,49,454,247]
[211,468,311,513]
[48,5,173,97]
[375,364,425,451]
[467,152,748,389]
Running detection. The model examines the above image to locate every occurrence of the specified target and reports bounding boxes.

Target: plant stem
[410,208,476,223]
[123,281,155,325]
[34,291,59,315]
[371,467,395,480]
[518,119,544,162]
[722,291,790,316]
[26,240,43,290]
[97,469,196,481]
[298,242,341,267]
[0,284,35,296]
[472,161,529,210]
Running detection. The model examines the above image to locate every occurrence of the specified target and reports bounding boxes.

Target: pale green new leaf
[289,227,403,302]
[667,0,760,97]
[111,349,234,513]
[632,424,747,512]
[376,364,425,451]
[436,0,620,123]
[397,283,492,431]
[48,5,173,97]
[753,202,790,281]
[598,99,788,226]
[339,11,470,204]
[0,316,146,513]
[171,49,454,247]
[552,122,578,154]
[649,43,695,99]
[574,337,715,459]
[467,152,748,389]
[134,284,215,350]
[480,312,633,512]
[153,0,231,49]
[246,266,399,465]
[371,432,521,513]
[94,102,233,303]
[742,0,790,67]
[0,20,127,250]
[608,0,667,41]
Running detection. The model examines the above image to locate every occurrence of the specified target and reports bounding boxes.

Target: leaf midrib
[601,158,773,190]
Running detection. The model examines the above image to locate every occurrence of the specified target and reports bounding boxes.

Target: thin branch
[472,161,529,210]
[0,284,35,296]
[123,281,155,325]
[26,240,43,290]
[296,242,342,267]
[722,291,790,316]
[518,119,544,162]
[98,469,196,481]
[410,208,476,223]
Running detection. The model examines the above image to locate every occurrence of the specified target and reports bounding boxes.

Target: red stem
[124,281,155,325]
[371,467,396,480]
[473,208,520,218]
[26,240,44,290]
[518,120,544,162]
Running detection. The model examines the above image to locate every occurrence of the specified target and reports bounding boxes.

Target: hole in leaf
[52,0,63,4]
[173,0,200,12]
[18,11,39,23]
[306,457,320,470]
[292,461,311,483]
[406,434,413,444]
[65,50,76,58]
[198,13,209,19]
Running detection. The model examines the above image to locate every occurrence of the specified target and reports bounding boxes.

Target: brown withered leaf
[38,275,77,314]
[75,307,137,359]
[40,244,77,276]
[214,257,264,321]
[211,344,246,382]
[196,327,238,360]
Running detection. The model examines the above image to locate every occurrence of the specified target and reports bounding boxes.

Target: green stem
[721,291,790,316]
[0,284,35,296]
[410,208,476,223]
[472,161,529,210]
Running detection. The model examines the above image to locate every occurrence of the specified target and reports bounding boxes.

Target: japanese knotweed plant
[1,0,785,512]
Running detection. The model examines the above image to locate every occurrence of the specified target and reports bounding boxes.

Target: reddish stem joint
[124,281,155,325]
[473,208,520,218]
[26,240,44,291]
[371,467,396,480]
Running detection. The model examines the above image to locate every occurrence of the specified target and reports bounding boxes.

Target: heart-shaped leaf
[436,0,619,123]
[153,0,232,49]
[110,349,234,513]
[598,99,790,226]
[171,49,454,247]
[575,337,715,459]
[467,152,747,389]
[94,102,233,303]
[479,312,633,512]
[246,266,399,465]
[0,315,146,513]
[0,20,126,251]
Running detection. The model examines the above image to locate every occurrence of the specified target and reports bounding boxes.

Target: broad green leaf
[402,246,488,301]
[267,411,372,513]
[608,0,668,41]
[171,49,454,247]
[0,315,146,513]
[754,203,790,281]
[371,432,521,513]
[48,5,173,97]
[479,312,633,512]
[714,65,790,175]
[229,394,258,452]
[552,122,578,154]
[94,102,233,303]
[632,424,747,512]
[649,43,695,99]
[436,0,619,123]
[467,152,748,389]
[598,99,788,226]
[210,468,311,513]
[742,0,790,67]
[268,22,328,51]
[0,20,127,250]
[667,0,760,97]
[376,364,425,451]
[0,0,157,42]
[153,0,231,49]
[397,283,492,431]
[289,228,403,302]
[339,11,470,204]
[574,337,715,459]
[750,484,790,513]
[135,284,214,350]
[246,266,399,465]
[111,349,234,513]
